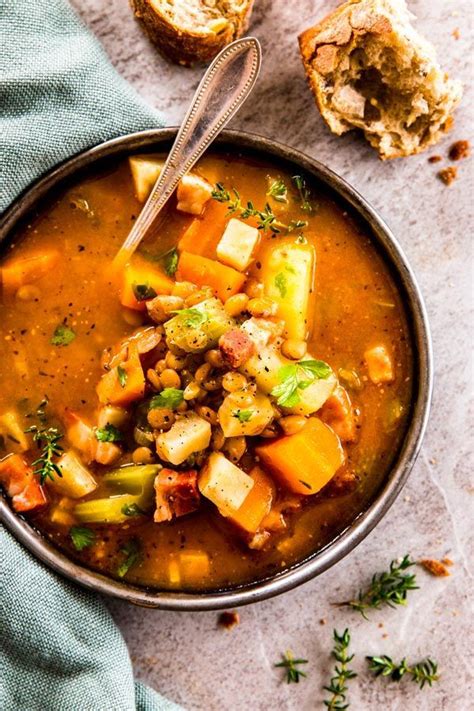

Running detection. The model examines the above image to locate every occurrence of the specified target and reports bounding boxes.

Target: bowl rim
[0,128,433,610]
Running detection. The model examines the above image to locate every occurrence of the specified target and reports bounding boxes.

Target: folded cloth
[0,1,180,709]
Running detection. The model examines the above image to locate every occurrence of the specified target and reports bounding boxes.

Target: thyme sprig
[25,425,63,484]
[324,629,357,710]
[292,175,313,212]
[367,655,439,689]
[337,555,418,619]
[274,650,308,683]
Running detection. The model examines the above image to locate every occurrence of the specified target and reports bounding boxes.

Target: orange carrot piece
[228,466,275,533]
[178,200,229,257]
[96,344,145,406]
[256,418,344,495]
[177,251,246,302]
[121,260,173,311]
[320,385,356,442]
[1,251,60,294]
[0,454,47,512]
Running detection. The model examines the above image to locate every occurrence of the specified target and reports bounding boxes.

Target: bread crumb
[319,618,326,625]
[452,27,460,39]
[449,140,470,160]
[378,622,384,628]
[382,633,388,638]
[218,611,240,629]
[428,155,442,163]
[420,559,451,577]
[442,558,454,566]
[438,166,458,185]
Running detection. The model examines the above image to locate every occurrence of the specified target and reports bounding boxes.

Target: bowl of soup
[0,129,432,609]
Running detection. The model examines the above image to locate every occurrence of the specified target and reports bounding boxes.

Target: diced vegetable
[94,441,122,466]
[167,550,210,585]
[63,410,96,462]
[256,417,344,495]
[0,454,47,512]
[178,200,229,256]
[227,466,275,533]
[121,260,173,311]
[129,155,164,202]
[198,452,254,516]
[50,501,75,527]
[97,405,129,429]
[103,464,160,495]
[241,345,337,415]
[364,344,394,384]
[156,413,211,465]
[261,242,315,340]
[320,385,356,442]
[97,344,145,407]
[240,317,276,350]
[218,392,274,437]
[0,411,29,452]
[216,218,259,271]
[51,451,98,498]
[74,493,146,524]
[176,174,213,215]
[177,251,246,302]
[154,469,200,522]
[218,328,255,368]
[1,251,59,294]
[164,297,234,353]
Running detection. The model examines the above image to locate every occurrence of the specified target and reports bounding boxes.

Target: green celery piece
[74,494,144,524]
[164,298,234,353]
[102,464,159,495]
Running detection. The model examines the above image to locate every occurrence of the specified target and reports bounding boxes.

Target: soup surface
[0,150,412,590]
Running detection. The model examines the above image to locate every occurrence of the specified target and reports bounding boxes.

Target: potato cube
[218,392,274,437]
[199,452,254,516]
[177,174,213,215]
[129,155,164,202]
[156,413,211,465]
[364,345,394,384]
[217,218,260,271]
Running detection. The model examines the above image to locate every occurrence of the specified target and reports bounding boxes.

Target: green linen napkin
[0,1,180,710]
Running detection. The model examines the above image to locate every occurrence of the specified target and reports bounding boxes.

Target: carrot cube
[121,260,173,311]
[97,345,145,406]
[177,251,245,302]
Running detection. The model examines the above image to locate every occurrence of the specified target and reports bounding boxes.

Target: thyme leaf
[324,629,357,710]
[274,650,308,684]
[367,655,439,689]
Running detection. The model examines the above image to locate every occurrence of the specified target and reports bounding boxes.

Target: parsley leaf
[132,283,157,301]
[271,359,332,407]
[51,323,76,347]
[117,365,128,388]
[70,526,95,551]
[171,307,208,328]
[149,388,184,410]
[232,409,253,423]
[117,539,141,578]
[95,424,123,442]
[267,179,288,203]
[121,503,145,517]
[164,249,179,277]
[274,273,287,298]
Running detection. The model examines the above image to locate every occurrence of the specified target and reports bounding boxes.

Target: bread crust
[131,0,255,66]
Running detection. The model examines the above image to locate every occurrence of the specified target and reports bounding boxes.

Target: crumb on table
[449,140,470,161]
[452,27,460,39]
[420,559,451,577]
[218,611,240,629]
[428,155,442,163]
[438,166,458,185]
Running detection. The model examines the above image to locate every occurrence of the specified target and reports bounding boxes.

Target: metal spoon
[114,36,262,269]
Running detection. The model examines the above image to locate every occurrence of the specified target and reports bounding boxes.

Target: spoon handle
[115,36,262,267]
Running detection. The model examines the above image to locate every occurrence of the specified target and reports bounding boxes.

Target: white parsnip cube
[364,345,394,384]
[217,218,260,271]
[129,155,164,202]
[54,451,98,499]
[176,174,213,215]
[199,452,254,516]
[156,413,211,465]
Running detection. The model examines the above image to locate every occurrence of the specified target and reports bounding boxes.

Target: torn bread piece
[299,0,462,159]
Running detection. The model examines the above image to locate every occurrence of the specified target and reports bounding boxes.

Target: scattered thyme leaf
[116,539,141,578]
[51,323,76,347]
[267,179,288,203]
[296,234,307,244]
[232,409,253,423]
[117,365,128,388]
[132,283,157,301]
[25,426,63,484]
[324,628,357,709]
[70,526,96,551]
[287,219,308,232]
[164,248,179,277]
[275,650,308,684]
[149,388,184,410]
[95,424,123,443]
[292,175,313,212]
[367,655,439,689]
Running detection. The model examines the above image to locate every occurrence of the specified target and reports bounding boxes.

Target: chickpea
[203,375,222,392]
[222,371,248,393]
[205,349,224,368]
[147,295,183,323]
[183,381,202,400]
[147,408,175,430]
[278,415,307,436]
[147,368,162,391]
[194,362,211,384]
[224,293,249,317]
[281,339,307,360]
[154,358,167,374]
[195,405,218,426]
[179,369,194,388]
[211,426,226,451]
[244,278,264,299]
[132,446,154,464]
[172,281,197,299]
[228,390,255,408]
[260,425,278,438]
[176,400,188,413]
[16,285,41,301]
[160,368,181,389]
[224,436,246,463]
[165,351,187,371]
[247,297,278,318]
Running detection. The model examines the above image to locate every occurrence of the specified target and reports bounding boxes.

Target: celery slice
[102,464,159,494]
[74,494,144,524]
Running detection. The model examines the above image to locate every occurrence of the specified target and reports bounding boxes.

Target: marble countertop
[71,1,473,708]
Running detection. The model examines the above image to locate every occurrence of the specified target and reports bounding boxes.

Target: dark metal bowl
[0,129,433,610]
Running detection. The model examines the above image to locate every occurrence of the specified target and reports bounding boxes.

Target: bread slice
[131,0,255,66]
[299,0,462,159]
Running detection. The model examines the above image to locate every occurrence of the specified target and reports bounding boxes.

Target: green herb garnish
[121,503,145,517]
[171,307,208,328]
[367,655,439,689]
[132,283,157,301]
[267,179,288,203]
[275,650,308,684]
[287,219,308,232]
[25,426,63,484]
[274,272,287,297]
[117,365,128,388]
[232,409,253,423]
[95,424,123,443]
[51,323,76,347]
[164,248,179,276]
[296,234,307,244]
[337,554,418,619]
[292,175,313,212]
[324,629,357,710]
[70,526,96,551]
[149,388,184,410]
[271,359,332,408]
[116,539,141,578]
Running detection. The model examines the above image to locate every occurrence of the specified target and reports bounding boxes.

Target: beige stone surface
[70,1,473,708]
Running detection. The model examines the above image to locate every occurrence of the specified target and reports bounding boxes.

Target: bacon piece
[320,385,357,442]
[0,454,47,512]
[154,469,200,523]
[219,328,255,368]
